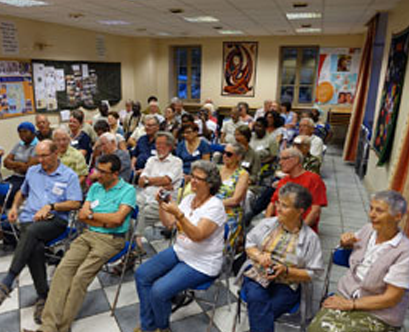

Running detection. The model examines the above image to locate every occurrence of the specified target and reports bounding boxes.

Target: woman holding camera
[241,183,324,332]
[134,160,227,332]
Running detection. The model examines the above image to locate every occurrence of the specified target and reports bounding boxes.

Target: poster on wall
[221,42,258,97]
[373,27,409,166]
[315,48,361,105]
[0,60,35,118]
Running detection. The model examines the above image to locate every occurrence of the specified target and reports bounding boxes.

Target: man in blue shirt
[27,154,136,332]
[0,140,82,322]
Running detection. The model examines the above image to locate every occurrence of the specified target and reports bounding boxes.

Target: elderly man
[98,132,132,182]
[3,122,39,208]
[293,135,321,175]
[134,131,183,254]
[35,114,53,141]
[250,117,279,165]
[171,97,187,122]
[254,99,273,120]
[22,154,135,332]
[298,118,324,160]
[0,140,82,323]
[143,100,164,124]
[221,107,244,144]
[53,127,88,186]
[131,115,160,173]
[124,101,142,140]
[266,148,327,232]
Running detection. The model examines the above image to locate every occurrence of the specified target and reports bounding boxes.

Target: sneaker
[0,282,11,306]
[33,298,46,324]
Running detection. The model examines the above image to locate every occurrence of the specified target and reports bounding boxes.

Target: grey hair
[371,190,407,216]
[100,132,117,145]
[281,147,304,164]
[300,118,315,128]
[155,131,175,147]
[144,114,160,125]
[294,135,312,146]
[228,143,246,159]
[52,126,70,139]
[171,97,182,105]
[191,160,222,196]
[279,182,312,211]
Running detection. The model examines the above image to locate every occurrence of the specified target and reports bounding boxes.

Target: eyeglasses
[95,167,113,175]
[280,155,295,161]
[191,174,207,182]
[223,151,235,158]
[37,152,54,159]
[183,130,194,134]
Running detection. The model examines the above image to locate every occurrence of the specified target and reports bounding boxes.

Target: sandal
[33,297,46,324]
[0,282,11,306]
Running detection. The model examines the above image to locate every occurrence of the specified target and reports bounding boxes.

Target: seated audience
[142,95,159,115]
[298,118,324,161]
[280,101,297,141]
[108,111,125,137]
[221,107,244,144]
[265,111,287,147]
[293,135,321,175]
[238,101,254,125]
[134,160,226,332]
[69,110,92,162]
[35,114,53,141]
[176,123,211,177]
[0,140,82,323]
[124,101,142,141]
[24,154,135,332]
[197,106,217,141]
[250,117,279,165]
[92,101,109,125]
[234,125,261,186]
[135,132,183,254]
[311,108,333,144]
[131,115,160,174]
[309,190,409,332]
[93,119,127,151]
[266,148,327,233]
[171,97,187,122]
[216,143,249,246]
[254,99,273,120]
[119,99,134,125]
[53,127,88,186]
[242,183,324,332]
[160,105,180,138]
[143,100,164,124]
[3,122,39,208]
[98,133,132,182]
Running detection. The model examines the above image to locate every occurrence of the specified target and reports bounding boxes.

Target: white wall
[364,1,409,193]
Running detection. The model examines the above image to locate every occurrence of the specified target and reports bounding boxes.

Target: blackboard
[32,60,121,112]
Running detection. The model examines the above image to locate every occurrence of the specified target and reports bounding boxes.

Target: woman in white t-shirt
[134,160,227,332]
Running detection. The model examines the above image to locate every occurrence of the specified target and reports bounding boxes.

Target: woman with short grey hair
[309,190,409,332]
[134,160,227,332]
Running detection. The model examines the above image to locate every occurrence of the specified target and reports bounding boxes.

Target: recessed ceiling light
[218,30,244,35]
[169,8,184,14]
[286,12,322,20]
[0,0,47,7]
[157,32,171,36]
[99,20,130,26]
[296,27,322,33]
[183,16,219,23]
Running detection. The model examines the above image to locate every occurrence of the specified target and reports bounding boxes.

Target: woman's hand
[340,232,359,247]
[323,295,354,311]
[160,200,181,218]
[265,263,287,280]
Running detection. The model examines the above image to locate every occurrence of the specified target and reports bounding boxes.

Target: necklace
[189,195,211,216]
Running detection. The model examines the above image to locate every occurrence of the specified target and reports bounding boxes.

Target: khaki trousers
[40,230,125,332]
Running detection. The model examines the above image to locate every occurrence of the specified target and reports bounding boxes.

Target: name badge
[256,146,265,151]
[90,200,100,209]
[241,161,250,168]
[52,184,64,196]
[192,150,200,157]
[151,150,157,155]
[71,140,79,145]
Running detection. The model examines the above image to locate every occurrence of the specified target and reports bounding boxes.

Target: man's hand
[8,208,18,223]
[78,206,92,221]
[34,204,52,221]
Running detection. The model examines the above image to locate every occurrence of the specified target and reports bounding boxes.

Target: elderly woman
[176,123,211,176]
[134,160,227,332]
[309,190,409,332]
[242,183,323,332]
[216,143,249,245]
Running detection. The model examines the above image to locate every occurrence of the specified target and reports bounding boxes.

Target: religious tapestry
[222,42,258,97]
[374,26,409,166]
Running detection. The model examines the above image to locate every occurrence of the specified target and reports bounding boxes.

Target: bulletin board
[32,60,121,112]
[0,59,35,118]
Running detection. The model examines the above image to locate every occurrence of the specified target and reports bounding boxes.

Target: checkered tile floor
[1,145,408,332]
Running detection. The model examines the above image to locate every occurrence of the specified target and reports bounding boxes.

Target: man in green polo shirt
[24,154,136,332]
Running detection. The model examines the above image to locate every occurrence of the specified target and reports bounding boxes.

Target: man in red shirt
[266,147,327,232]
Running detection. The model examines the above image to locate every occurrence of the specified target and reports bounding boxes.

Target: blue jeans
[243,277,300,332]
[135,247,215,331]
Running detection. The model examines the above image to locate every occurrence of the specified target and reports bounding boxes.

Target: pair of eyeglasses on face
[95,167,113,175]
[223,151,235,158]
[191,174,207,182]
[280,155,295,161]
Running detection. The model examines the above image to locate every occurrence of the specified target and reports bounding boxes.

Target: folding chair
[320,247,352,304]
[101,206,139,315]
[232,280,313,332]
[0,182,20,244]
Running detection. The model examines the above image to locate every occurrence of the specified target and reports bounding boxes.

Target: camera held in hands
[266,264,276,276]
[158,189,171,203]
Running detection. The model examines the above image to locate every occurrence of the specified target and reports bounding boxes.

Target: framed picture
[221,42,258,97]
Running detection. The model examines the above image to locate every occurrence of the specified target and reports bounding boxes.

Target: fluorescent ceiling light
[286,12,322,20]
[0,0,47,7]
[218,30,244,35]
[157,32,171,36]
[99,20,130,26]
[296,28,322,33]
[183,16,219,23]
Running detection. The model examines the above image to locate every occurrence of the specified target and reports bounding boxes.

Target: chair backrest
[333,248,352,268]
[0,182,12,218]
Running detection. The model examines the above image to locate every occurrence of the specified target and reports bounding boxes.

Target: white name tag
[241,161,250,168]
[90,200,100,209]
[71,140,79,145]
[52,184,64,196]
[192,150,200,157]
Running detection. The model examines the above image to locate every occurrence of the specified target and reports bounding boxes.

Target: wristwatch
[49,203,55,211]
[144,177,150,187]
